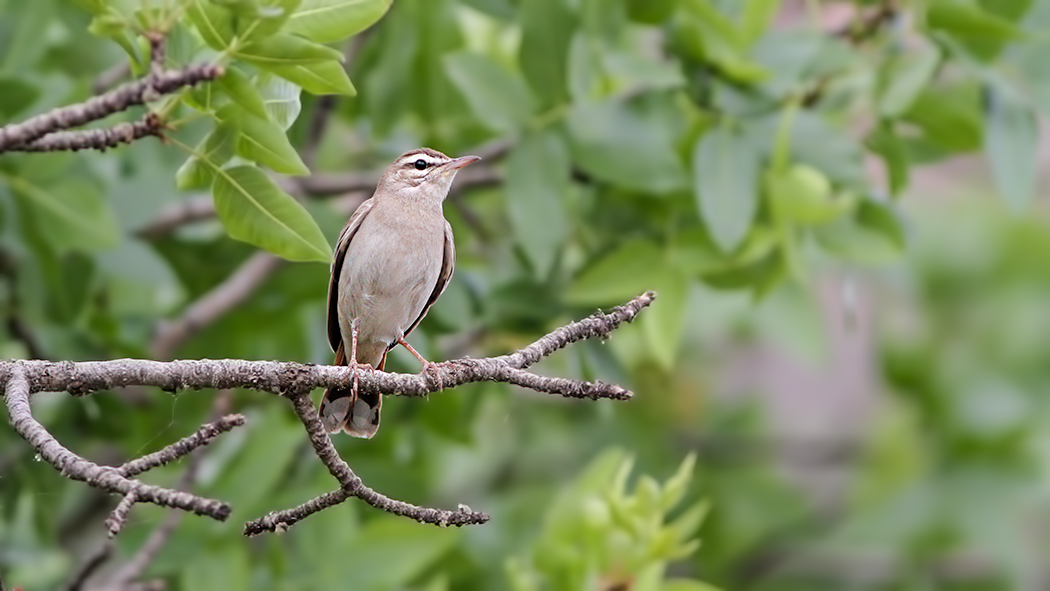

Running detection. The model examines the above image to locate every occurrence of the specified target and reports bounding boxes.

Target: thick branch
[3,292,653,399]
[3,293,654,534]
[0,63,222,152]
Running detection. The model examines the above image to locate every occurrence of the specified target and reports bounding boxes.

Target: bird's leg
[397,336,443,391]
[349,319,360,396]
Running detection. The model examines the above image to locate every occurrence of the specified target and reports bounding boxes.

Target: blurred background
[2,0,1049,589]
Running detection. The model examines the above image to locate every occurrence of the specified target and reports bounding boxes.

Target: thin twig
[8,116,164,153]
[243,392,488,536]
[93,62,131,95]
[105,390,234,589]
[0,63,222,152]
[105,493,138,539]
[118,414,245,477]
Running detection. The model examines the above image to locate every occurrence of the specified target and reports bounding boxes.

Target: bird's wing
[402,220,455,340]
[327,197,376,352]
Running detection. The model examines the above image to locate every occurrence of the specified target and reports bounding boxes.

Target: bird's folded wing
[327,197,376,353]
[402,220,455,340]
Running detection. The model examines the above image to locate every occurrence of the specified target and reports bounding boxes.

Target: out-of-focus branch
[149,252,285,360]
[4,293,655,533]
[93,62,131,95]
[0,248,47,360]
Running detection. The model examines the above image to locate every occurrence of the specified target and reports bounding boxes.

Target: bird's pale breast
[337,201,445,366]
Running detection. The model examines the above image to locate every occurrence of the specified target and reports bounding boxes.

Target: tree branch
[243,392,488,536]
[3,292,655,534]
[0,63,222,152]
[4,367,237,520]
[118,414,245,478]
[149,252,285,359]
[8,116,164,153]
[64,391,235,591]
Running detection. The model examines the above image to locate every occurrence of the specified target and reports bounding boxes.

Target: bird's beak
[447,155,481,170]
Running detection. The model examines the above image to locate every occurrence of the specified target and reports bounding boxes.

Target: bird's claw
[422,361,444,392]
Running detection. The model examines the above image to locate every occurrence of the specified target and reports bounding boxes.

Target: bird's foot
[422,361,444,393]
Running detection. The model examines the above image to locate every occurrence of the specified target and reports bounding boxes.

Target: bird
[319,147,480,438]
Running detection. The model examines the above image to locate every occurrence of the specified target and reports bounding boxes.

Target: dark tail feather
[319,342,353,434]
[341,350,385,438]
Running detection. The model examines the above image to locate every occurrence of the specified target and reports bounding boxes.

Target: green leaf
[256,73,303,130]
[567,99,688,194]
[236,34,344,66]
[740,0,781,45]
[865,122,910,196]
[785,112,868,191]
[641,269,688,370]
[216,67,270,120]
[211,165,331,262]
[670,0,766,82]
[0,75,39,120]
[766,164,854,226]
[519,0,576,107]
[176,121,239,190]
[814,198,905,263]
[567,239,665,305]
[877,46,941,118]
[0,0,54,73]
[626,0,675,24]
[903,83,983,152]
[286,0,392,43]
[444,51,535,133]
[927,0,1023,42]
[693,124,761,252]
[660,453,697,512]
[8,177,119,253]
[506,128,570,278]
[984,83,1037,210]
[268,60,356,95]
[219,106,309,176]
[661,578,722,591]
[188,0,235,50]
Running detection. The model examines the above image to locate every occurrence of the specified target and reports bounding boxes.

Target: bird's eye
[414,159,428,170]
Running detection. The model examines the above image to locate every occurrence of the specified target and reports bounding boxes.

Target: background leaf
[285,0,393,43]
[693,124,761,253]
[505,127,570,278]
[984,82,1038,210]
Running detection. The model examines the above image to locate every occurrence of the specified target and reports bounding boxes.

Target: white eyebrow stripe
[396,154,446,167]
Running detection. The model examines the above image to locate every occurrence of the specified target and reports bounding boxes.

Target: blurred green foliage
[1,0,1050,589]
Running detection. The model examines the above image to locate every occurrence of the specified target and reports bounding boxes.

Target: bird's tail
[318,342,385,438]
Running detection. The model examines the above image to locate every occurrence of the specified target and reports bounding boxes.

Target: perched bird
[319,148,480,437]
